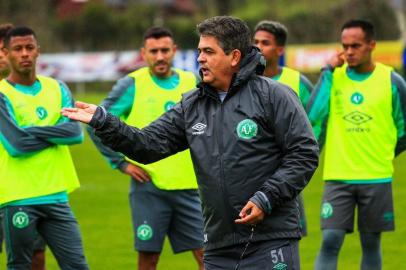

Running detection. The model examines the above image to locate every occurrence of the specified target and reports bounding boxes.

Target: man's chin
[346,61,359,68]
[153,68,170,77]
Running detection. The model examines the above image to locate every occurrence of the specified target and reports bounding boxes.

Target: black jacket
[90,47,319,250]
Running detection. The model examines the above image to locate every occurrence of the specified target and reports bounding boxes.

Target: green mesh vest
[125,67,197,190]
[324,63,396,181]
[275,67,300,95]
[0,76,79,204]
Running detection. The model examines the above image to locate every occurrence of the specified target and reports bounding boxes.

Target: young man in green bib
[87,27,204,270]
[253,20,313,238]
[0,26,89,269]
[308,19,406,270]
[0,23,48,270]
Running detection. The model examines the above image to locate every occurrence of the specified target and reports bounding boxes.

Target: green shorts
[320,181,394,233]
[129,180,204,253]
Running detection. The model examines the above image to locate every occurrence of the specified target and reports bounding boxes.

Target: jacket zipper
[217,99,237,238]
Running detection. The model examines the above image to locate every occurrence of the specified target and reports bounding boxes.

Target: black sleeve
[258,82,319,208]
[91,102,189,164]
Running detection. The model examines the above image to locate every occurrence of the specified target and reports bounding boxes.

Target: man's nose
[157,51,165,60]
[21,48,29,57]
[197,53,205,63]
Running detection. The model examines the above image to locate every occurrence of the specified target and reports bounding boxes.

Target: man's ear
[140,47,146,61]
[369,40,376,51]
[230,49,242,67]
[276,46,285,57]
[2,47,8,56]
[172,44,177,55]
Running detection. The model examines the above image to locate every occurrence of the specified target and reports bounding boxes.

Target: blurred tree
[79,2,119,50]
[0,0,401,52]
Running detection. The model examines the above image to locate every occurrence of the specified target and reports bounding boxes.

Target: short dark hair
[197,16,251,57]
[143,27,173,42]
[254,20,288,46]
[341,19,375,41]
[4,26,37,48]
[0,23,13,42]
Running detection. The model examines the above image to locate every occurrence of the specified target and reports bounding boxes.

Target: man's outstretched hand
[62,101,98,124]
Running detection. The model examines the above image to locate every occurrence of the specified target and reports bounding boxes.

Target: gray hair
[197,16,251,57]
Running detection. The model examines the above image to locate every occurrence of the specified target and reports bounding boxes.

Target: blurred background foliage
[0,0,401,52]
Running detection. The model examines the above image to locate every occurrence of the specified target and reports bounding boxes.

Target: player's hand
[124,163,151,183]
[235,201,265,225]
[327,51,345,68]
[61,101,98,124]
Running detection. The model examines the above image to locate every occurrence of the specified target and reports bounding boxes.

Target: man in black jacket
[63,16,319,270]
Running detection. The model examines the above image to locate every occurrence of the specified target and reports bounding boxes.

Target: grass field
[1,90,406,269]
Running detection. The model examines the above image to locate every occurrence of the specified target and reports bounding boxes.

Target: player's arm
[306,66,334,148]
[0,93,52,157]
[24,81,83,145]
[391,71,406,156]
[87,99,189,164]
[87,76,134,170]
[298,73,314,109]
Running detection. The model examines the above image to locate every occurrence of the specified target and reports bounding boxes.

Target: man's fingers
[136,170,150,182]
[235,214,256,224]
[129,169,150,183]
[62,107,78,113]
[75,101,90,109]
[131,171,146,183]
[239,204,251,218]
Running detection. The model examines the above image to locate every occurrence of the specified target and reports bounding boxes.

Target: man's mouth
[20,61,32,67]
[200,67,210,75]
[155,62,167,68]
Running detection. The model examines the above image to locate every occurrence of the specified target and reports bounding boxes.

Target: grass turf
[1,90,405,269]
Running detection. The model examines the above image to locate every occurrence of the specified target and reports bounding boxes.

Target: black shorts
[129,180,204,253]
[1,203,88,269]
[204,239,300,270]
[320,181,394,233]
[0,214,45,253]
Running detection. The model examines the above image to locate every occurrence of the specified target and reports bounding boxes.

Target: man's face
[341,27,375,68]
[141,36,176,78]
[0,40,10,78]
[197,35,237,91]
[5,35,39,76]
[253,30,283,66]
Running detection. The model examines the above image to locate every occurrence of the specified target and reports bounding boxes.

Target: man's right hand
[61,101,98,124]
[327,51,345,68]
[123,163,151,183]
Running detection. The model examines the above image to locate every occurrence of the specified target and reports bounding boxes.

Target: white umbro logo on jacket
[192,123,207,135]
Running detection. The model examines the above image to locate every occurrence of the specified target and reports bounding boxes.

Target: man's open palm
[62,101,98,124]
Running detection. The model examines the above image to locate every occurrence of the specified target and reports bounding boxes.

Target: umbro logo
[192,122,206,135]
[343,111,372,125]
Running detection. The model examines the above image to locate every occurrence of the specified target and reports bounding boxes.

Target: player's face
[341,27,375,68]
[0,40,9,78]
[197,35,239,91]
[253,30,283,66]
[5,35,39,76]
[142,36,176,78]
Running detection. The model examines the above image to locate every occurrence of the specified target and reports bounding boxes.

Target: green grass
[1,90,406,269]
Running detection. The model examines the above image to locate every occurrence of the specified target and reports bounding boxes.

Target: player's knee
[138,252,160,268]
[31,250,46,270]
[321,229,345,254]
